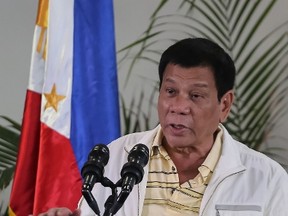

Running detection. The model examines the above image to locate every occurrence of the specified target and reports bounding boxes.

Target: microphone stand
[103,177,131,216]
[82,176,118,216]
[82,176,132,216]
[108,177,136,215]
[102,177,118,216]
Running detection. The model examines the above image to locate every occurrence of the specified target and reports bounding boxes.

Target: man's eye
[190,94,202,99]
[166,88,175,94]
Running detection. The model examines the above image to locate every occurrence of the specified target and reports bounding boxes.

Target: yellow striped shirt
[142,126,223,216]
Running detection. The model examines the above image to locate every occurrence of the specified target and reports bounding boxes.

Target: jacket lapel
[199,125,246,215]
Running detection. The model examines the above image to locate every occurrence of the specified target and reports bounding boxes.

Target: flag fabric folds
[9,0,120,215]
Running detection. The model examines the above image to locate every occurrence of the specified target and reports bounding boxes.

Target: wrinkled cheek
[158,98,169,115]
[210,109,221,124]
[157,104,166,125]
[204,112,220,133]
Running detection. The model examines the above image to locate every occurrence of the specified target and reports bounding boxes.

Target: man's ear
[219,90,234,123]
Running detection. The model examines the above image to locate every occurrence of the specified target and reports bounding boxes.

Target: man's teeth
[172,124,184,129]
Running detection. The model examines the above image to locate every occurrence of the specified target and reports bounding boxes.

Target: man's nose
[170,97,191,115]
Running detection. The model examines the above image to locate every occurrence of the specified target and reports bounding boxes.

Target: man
[38,38,288,216]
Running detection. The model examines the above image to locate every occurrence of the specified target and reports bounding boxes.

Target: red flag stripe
[9,90,41,215]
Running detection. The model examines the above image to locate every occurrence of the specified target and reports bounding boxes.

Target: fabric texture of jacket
[79,124,288,216]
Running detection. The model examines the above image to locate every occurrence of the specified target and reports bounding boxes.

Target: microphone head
[89,144,110,166]
[121,143,149,185]
[81,144,109,181]
[127,143,149,167]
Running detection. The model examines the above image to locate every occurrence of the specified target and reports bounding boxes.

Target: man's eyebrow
[193,83,209,88]
[164,77,176,83]
[164,77,209,88]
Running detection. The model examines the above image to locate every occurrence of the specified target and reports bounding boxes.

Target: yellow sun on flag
[36,0,49,60]
[44,84,66,112]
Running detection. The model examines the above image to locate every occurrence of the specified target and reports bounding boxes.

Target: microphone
[110,143,149,214]
[120,143,149,192]
[81,144,110,191]
[81,144,109,216]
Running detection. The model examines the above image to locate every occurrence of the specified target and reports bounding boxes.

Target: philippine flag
[9,0,120,215]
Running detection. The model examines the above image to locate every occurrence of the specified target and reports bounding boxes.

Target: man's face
[157,64,232,150]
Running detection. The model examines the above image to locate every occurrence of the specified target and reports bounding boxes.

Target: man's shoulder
[221,125,287,177]
[235,140,287,177]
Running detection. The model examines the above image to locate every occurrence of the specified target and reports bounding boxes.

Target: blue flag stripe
[71,0,120,170]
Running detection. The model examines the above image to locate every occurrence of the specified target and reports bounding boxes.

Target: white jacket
[79,125,288,216]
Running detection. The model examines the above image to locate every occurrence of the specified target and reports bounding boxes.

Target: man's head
[157,38,235,151]
[158,38,235,101]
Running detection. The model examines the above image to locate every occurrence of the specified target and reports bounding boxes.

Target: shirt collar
[151,125,223,173]
[201,126,223,172]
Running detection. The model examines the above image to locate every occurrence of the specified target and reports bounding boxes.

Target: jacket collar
[214,124,246,176]
[123,125,161,153]
[200,124,246,215]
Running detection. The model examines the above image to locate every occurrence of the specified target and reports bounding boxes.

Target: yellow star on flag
[44,84,66,112]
